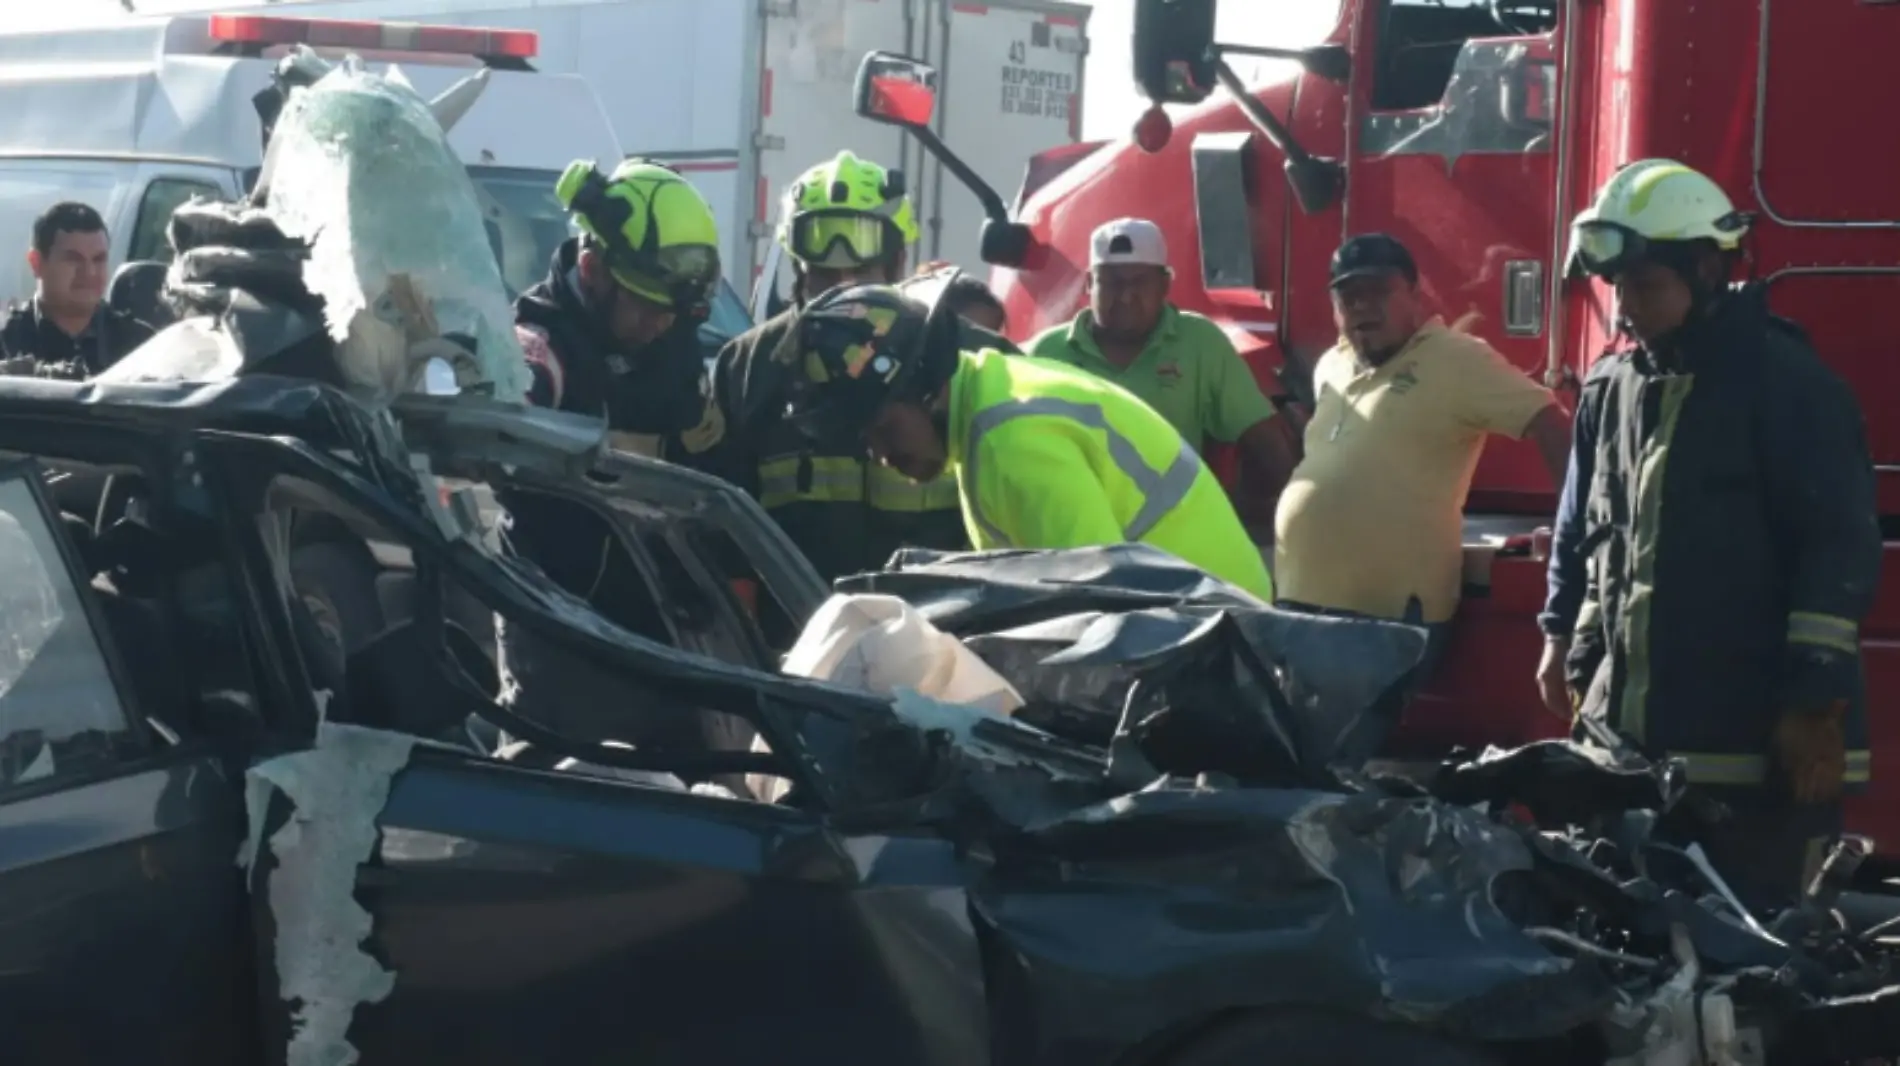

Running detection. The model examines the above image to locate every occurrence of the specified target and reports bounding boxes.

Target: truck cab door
[0,461,255,1064]
[1342,0,1561,502]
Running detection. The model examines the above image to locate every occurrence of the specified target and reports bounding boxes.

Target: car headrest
[109,261,174,330]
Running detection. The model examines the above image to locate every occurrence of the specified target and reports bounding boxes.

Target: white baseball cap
[1090,218,1169,270]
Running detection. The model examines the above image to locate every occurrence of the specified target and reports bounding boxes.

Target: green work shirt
[1026,304,1276,449]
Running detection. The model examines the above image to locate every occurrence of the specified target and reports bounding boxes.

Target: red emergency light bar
[206,14,538,61]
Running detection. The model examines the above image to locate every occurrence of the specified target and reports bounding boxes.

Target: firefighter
[497,158,730,748]
[706,152,1015,583]
[784,283,1273,601]
[513,158,724,457]
[1563,159,1879,913]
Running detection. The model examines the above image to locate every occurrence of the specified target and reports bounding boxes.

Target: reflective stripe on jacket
[945,348,1273,601]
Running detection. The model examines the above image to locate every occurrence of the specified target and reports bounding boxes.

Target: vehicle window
[690,523,804,660]
[466,166,579,299]
[704,279,752,340]
[130,178,223,263]
[1364,0,1558,158]
[0,475,135,790]
[1370,0,1555,109]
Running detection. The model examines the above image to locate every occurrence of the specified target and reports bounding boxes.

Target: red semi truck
[854,0,1900,866]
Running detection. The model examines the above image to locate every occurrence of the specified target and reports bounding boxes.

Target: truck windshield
[1216,3,1344,84]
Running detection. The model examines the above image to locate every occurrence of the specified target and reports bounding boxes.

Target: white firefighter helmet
[1566,159,1750,278]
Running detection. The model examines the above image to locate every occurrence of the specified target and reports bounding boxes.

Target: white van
[0,12,755,361]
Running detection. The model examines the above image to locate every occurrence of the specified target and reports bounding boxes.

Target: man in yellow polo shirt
[1027,218,1293,528]
[1276,233,1570,668]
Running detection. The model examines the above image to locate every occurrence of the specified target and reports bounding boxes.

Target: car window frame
[0,457,153,799]
[199,429,852,799]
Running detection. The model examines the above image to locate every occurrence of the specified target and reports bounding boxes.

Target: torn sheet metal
[240,722,419,1066]
[266,57,529,405]
[944,771,1618,1055]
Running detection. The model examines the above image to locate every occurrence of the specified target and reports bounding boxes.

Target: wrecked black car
[10,36,1900,1066]
[4,373,1900,1066]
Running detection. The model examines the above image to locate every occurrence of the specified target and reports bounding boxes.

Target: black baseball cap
[1329,233,1419,288]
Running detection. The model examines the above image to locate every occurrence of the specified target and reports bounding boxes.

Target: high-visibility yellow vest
[944,348,1273,601]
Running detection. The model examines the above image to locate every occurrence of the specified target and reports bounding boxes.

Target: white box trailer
[157,0,1092,303]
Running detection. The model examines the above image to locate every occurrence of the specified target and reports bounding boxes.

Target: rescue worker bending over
[784,284,1273,601]
[1563,159,1880,914]
[1,202,153,379]
[707,152,1015,582]
[498,159,728,748]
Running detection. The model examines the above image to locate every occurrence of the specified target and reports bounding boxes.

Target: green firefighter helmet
[1566,159,1751,279]
[555,158,722,310]
[777,151,921,270]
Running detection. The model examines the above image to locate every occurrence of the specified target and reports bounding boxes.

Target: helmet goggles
[788,209,893,269]
[605,243,719,310]
[1567,212,1751,281]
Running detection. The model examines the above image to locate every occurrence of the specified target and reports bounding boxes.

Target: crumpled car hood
[971,783,1617,1049]
[869,691,1617,1058]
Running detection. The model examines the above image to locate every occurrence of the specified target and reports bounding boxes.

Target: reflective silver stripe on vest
[964,396,1200,546]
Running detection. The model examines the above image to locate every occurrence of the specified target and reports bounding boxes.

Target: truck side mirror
[979,218,1034,267]
[1133,0,1218,106]
[853,49,1038,269]
[854,52,939,131]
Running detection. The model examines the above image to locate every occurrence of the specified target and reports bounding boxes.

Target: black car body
[4,374,1900,1066]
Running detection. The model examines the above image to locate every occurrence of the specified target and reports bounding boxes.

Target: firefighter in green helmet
[515,158,723,451]
[498,158,739,750]
[700,151,1017,586]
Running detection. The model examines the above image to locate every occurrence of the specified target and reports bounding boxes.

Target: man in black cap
[1273,234,1570,733]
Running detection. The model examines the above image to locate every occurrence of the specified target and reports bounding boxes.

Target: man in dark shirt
[0,202,153,379]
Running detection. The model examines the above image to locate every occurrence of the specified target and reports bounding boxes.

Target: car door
[206,435,989,1066]
[0,461,256,1065]
[335,754,990,1066]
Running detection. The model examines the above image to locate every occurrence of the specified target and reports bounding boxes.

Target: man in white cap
[1027,217,1292,535]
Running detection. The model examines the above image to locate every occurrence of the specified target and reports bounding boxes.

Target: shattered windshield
[262,59,531,405]
[240,163,577,302]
